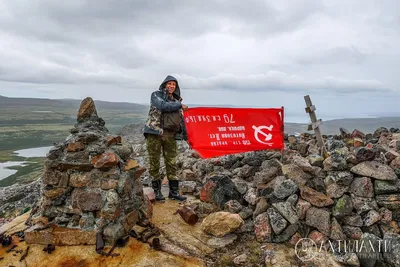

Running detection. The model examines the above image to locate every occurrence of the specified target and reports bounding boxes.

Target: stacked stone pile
[25,97,149,246]
[171,126,400,266]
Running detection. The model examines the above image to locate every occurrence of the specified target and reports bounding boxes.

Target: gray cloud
[0,0,399,118]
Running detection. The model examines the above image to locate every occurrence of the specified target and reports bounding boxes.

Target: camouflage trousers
[146,134,178,181]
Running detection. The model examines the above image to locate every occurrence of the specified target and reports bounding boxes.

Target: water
[14,146,54,158]
[0,145,53,181]
[0,161,26,180]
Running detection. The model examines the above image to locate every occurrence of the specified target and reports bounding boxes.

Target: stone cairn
[25,97,149,247]
[174,126,400,266]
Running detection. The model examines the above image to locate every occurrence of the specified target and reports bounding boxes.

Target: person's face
[166,81,176,94]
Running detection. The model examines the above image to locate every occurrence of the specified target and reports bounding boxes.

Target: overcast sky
[1,0,399,122]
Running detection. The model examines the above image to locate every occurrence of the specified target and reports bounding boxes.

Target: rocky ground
[2,111,400,266]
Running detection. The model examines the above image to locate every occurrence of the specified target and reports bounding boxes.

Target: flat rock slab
[350,161,397,181]
[25,225,97,246]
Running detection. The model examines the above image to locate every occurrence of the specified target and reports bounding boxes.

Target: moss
[218,255,233,267]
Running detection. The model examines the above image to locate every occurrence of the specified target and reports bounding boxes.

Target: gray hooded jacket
[143,75,188,140]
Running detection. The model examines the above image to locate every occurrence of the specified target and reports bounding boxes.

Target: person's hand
[181,104,189,111]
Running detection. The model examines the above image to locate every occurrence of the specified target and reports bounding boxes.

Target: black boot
[168,180,187,201]
[151,180,165,201]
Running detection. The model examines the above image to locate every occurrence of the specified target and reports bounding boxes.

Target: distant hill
[1,95,399,136]
[285,117,400,135]
[0,95,148,113]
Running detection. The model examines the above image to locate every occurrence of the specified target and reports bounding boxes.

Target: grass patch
[0,150,26,162]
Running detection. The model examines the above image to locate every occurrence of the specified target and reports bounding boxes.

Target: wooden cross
[304,95,327,157]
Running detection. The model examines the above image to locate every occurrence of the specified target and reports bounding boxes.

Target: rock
[326,139,346,151]
[77,97,98,122]
[378,207,392,223]
[308,230,328,246]
[272,201,299,225]
[66,142,85,152]
[350,161,397,181]
[200,174,242,209]
[353,137,364,147]
[238,207,253,220]
[224,200,243,213]
[374,127,389,138]
[351,129,365,139]
[273,179,298,199]
[292,155,314,172]
[201,212,243,237]
[330,218,346,240]
[254,212,272,242]
[206,233,237,248]
[332,195,353,218]
[385,150,400,162]
[350,177,374,198]
[243,187,258,206]
[182,169,196,181]
[325,171,354,186]
[267,208,288,235]
[326,183,349,199]
[180,181,197,194]
[272,222,299,243]
[306,207,331,236]
[103,222,125,243]
[233,254,247,265]
[91,152,119,169]
[307,154,324,167]
[342,214,363,227]
[106,135,122,146]
[342,225,363,239]
[296,198,311,220]
[351,194,379,214]
[375,194,400,210]
[354,147,376,162]
[383,233,400,267]
[200,180,217,203]
[390,157,400,170]
[356,233,383,267]
[374,179,400,195]
[281,164,309,186]
[69,172,91,187]
[232,178,248,195]
[25,225,97,245]
[363,210,381,227]
[334,253,360,267]
[124,159,139,171]
[300,186,334,207]
[72,188,104,211]
[253,197,268,217]
[323,149,348,171]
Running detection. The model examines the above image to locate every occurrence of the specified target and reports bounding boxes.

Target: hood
[159,75,181,97]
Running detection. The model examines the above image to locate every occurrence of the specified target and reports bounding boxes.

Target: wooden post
[304,95,327,157]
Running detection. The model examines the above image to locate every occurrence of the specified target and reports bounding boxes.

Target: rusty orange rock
[106,135,122,146]
[124,159,139,171]
[66,142,85,152]
[353,138,364,147]
[91,152,119,169]
[77,97,98,122]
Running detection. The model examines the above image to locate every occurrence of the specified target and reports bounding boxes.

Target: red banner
[183,107,284,158]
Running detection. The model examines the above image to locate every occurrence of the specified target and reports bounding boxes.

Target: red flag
[183,107,284,158]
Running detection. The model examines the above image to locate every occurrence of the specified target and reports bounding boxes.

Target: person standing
[143,75,188,201]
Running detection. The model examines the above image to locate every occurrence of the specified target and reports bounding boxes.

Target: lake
[0,145,53,181]
[14,146,54,158]
[0,161,27,180]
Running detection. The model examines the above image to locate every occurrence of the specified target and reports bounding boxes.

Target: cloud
[176,72,388,93]
[0,0,399,117]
